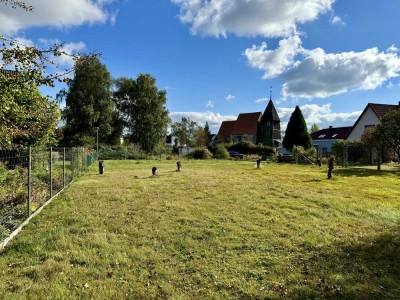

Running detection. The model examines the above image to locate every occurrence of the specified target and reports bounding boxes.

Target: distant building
[311,126,353,156]
[216,99,281,147]
[347,102,400,140]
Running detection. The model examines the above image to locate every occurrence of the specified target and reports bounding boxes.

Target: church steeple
[257,89,281,147]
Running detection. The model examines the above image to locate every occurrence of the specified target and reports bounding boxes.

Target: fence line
[0,147,97,248]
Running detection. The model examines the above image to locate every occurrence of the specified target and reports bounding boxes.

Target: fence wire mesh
[0,147,96,241]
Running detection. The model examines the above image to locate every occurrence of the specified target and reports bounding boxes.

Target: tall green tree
[374,109,400,162]
[62,56,117,146]
[310,123,320,133]
[114,74,170,153]
[204,121,212,145]
[171,117,197,147]
[283,106,312,151]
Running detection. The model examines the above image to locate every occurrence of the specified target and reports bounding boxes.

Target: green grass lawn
[0,160,399,299]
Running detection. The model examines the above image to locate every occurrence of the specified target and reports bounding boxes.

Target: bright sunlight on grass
[0,160,399,299]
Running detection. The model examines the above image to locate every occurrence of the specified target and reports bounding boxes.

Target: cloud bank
[172,0,334,37]
[0,0,117,35]
[244,37,400,99]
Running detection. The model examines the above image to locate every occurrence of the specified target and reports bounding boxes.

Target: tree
[282,106,312,151]
[374,109,400,163]
[114,74,170,153]
[0,36,72,147]
[0,76,59,147]
[171,117,197,148]
[193,125,208,147]
[61,55,118,147]
[310,123,319,133]
[204,121,212,145]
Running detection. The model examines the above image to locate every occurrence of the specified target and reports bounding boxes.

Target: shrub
[228,142,275,156]
[188,148,212,159]
[214,145,229,159]
[99,145,150,160]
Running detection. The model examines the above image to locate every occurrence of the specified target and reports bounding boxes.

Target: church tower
[257,91,281,147]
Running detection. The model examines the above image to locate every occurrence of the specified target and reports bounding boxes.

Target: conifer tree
[283,106,312,151]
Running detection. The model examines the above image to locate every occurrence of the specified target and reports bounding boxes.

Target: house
[347,102,400,140]
[216,99,281,146]
[311,126,353,156]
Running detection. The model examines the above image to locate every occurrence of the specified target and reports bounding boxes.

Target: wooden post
[50,147,53,198]
[27,147,31,216]
[63,147,66,188]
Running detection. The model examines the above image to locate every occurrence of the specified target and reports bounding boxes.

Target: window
[318,134,326,138]
[365,124,375,129]
[332,134,337,138]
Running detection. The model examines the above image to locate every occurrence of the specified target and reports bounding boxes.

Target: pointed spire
[269,86,272,101]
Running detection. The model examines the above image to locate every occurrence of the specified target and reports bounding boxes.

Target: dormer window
[332,134,337,138]
[318,134,326,138]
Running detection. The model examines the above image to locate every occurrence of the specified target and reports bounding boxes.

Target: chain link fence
[0,147,97,242]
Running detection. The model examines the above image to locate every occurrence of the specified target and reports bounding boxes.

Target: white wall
[347,107,380,140]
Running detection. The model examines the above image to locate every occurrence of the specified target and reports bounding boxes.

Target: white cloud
[206,100,214,108]
[244,35,303,79]
[330,15,345,25]
[277,103,361,130]
[0,0,118,35]
[170,111,236,132]
[172,0,335,37]
[282,47,400,98]
[225,94,235,100]
[255,97,268,104]
[244,37,400,99]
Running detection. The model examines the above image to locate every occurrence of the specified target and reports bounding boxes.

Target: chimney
[329,126,333,129]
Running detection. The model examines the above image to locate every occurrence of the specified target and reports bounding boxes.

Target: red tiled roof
[369,103,399,119]
[231,112,262,135]
[311,126,353,140]
[217,120,235,142]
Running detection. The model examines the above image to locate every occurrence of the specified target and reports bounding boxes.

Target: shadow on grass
[293,224,400,299]
[333,167,400,178]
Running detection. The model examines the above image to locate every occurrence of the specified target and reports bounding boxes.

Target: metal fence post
[28,146,31,216]
[63,147,66,188]
[50,147,53,198]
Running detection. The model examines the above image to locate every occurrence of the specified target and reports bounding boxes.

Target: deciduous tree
[374,109,400,162]
[114,74,170,153]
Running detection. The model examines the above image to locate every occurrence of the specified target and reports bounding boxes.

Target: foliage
[213,144,230,159]
[228,141,275,156]
[0,0,33,10]
[332,139,366,164]
[310,122,320,133]
[114,75,170,153]
[99,145,150,160]
[292,145,317,164]
[61,56,117,147]
[187,148,212,159]
[204,122,212,145]
[192,125,209,147]
[374,109,400,162]
[283,106,312,151]
[0,36,65,147]
[171,117,197,147]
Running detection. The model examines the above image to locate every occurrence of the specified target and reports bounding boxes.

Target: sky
[2,0,400,133]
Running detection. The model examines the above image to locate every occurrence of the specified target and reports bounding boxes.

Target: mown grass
[0,160,399,299]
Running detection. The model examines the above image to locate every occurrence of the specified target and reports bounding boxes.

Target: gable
[347,106,380,140]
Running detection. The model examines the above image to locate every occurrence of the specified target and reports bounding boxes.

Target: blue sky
[2,0,400,133]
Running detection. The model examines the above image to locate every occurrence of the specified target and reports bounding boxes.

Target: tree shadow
[333,167,400,178]
[291,224,400,299]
